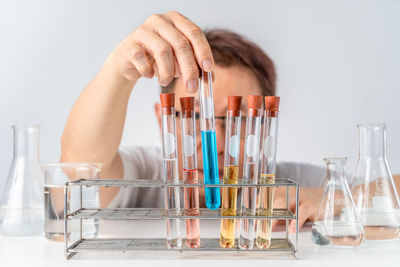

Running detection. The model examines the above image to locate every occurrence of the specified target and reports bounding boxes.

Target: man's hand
[105,11,214,92]
[272,186,323,232]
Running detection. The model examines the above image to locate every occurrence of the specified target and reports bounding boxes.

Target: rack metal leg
[64,184,69,258]
[295,184,299,253]
[80,185,83,240]
[285,184,289,240]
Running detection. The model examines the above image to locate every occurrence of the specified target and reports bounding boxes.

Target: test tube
[239,95,263,249]
[179,97,200,248]
[220,96,242,248]
[199,70,221,210]
[160,93,182,249]
[256,96,280,249]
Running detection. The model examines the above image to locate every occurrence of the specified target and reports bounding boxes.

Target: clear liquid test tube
[220,96,242,248]
[160,93,182,248]
[256,96,280,249]
[199,70,221,210]
[179,97,200,248]
[239,95,263,249]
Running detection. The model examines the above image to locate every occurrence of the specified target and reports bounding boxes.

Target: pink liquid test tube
[179,97,200,248]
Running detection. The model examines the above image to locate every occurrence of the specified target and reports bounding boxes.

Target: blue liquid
[201,130,221,210]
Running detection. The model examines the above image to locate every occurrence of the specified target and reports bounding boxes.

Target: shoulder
[276,161,324,173]
[119,146,163,180]
[120,146,162,162]
[276,161,325,187]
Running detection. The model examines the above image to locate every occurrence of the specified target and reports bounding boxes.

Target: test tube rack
[64,178,299,259]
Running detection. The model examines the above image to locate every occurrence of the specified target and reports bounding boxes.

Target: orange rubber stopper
[179,97,194,118]
[160,93,175,108]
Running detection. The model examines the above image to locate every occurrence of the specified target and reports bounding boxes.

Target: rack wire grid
[64,178,299,259]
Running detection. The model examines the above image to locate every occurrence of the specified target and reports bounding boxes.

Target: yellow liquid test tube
[256,174,275,248]
[255,96,280,249]
[220,96,242,248]
[220,165,239,247]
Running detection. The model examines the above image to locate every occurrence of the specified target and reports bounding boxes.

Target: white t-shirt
[108,146,326,208]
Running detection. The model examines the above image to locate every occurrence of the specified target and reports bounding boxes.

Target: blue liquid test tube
[199,70,221,210]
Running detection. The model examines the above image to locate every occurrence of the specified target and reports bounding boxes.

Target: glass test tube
[256,96,280,249]
[199,70,221,210]
[179,97,200,248]
[160,93,182,248]
[220,96,242,248]
[239,95,263,249]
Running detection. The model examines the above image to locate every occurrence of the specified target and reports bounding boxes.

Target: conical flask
[350,124,400,240]
[312,158,364,247]
[0,125,43,236]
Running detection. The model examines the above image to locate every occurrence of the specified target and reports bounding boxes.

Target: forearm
[60,11,213,207]
[61,59,137,165]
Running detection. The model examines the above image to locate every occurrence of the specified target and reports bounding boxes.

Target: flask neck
[358,124,386,158]
[13,125,40,159]
[324,158,347,182]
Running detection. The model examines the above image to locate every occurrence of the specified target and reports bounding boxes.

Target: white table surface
[1,220,400,267]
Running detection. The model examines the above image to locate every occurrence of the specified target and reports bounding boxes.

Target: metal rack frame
[64,178,299,259]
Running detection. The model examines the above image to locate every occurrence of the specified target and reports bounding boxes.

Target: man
[60,11,399,232]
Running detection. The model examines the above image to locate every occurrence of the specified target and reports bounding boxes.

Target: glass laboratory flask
[0,125,44,236]
[312,158,364,247]
[350,124,400,240]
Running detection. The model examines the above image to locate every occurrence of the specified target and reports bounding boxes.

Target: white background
[1,0,399,193]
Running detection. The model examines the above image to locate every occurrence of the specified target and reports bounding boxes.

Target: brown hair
[161,29,276,96]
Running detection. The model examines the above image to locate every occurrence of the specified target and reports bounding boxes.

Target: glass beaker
[312,158,364,247]
[351,124,400,240]
[0,125,43,236]
[42,163,101,241]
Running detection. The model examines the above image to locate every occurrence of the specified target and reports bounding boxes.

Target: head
[155,29,276,204]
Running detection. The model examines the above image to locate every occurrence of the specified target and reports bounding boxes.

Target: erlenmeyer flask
[351,124,400,240]
[312,158,364,247]
[0,125,43,236]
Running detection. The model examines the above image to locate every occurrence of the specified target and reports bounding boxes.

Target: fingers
[165,11,214,72]
[271,190,285,231]
[134,30,175,86]
[270,218,279,231]
[271,188,289,231]
[269,187,319,233]
[152,44,181,79]
[289,203,313,233]
[155,22,199,92]
[273,187,298,232]
[123,11,212,90]
[173,57,181,77]
[127,43,154,79]
[288,187,322,233]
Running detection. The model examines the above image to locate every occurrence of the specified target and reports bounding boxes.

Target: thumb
[289,203,312,233]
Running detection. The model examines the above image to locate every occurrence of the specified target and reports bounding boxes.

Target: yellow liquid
[220,165,239,248]
[256,174,275,249]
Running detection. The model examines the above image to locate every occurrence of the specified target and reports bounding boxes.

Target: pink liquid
[183,168,200,248]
